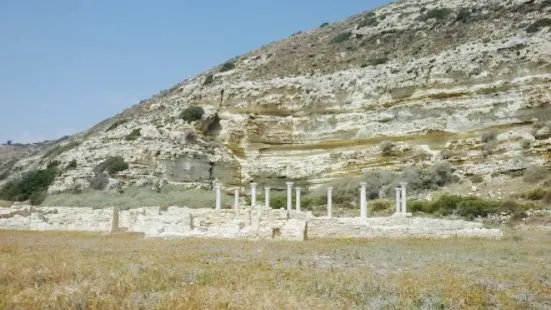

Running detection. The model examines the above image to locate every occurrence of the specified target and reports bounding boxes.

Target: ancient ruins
[0,182,502,240]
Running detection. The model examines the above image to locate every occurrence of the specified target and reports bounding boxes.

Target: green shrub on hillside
[331,32,352,44]
[526,18,551,33]
[125,128,141,141]
[0,167,58,204]
[94,157,129,175]
[220,61,236,72]
[180,106,205,123]
[523,166,548,183]
[418,8,453,22]
[106,119,129,132]
[319,22,330,28]
[203,74,214,86]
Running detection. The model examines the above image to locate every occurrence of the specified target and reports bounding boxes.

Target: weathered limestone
[286,182,293,211]
[250,183,257,209]
[327,186,333,219]
[265,187,270,209]
[295,187,301,212]
[400,182,408,215]
[234,187,240,215]
[215,183,222,212]
[360,182,367,225]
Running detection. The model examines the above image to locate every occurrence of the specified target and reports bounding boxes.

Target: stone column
[295,187,302,212]
[400,182,408,215]
[250,183,257,209]
[265,187,271,209]
[327,186,333,219]
[215,183,222,212]
[234,188,240,215]
[395,187,401,215]
[360,182,367,224]
[286,182,294,211]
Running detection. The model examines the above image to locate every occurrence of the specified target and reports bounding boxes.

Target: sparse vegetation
[330,31,352,44]
[409,194,536,220]
[106,119,129,132]
[220,61,236,72]
[94,156,129,176]
[481,131,497,143]
[521,139,531,149]
[526,18,551,33]
[125,128,141,141]
[455,7,473,23]
[43,141,81,159]
[379,141,395,156]
[523,166,549,183]
[361,57,389,68]
[357,14,379,29]
[43,185,233,209]
[203,74,214,86]
[89,173,109,190]
[180,106,205,123]
[469,174,484,184]
[0,167,58,204]
[1,229,550,309]
[67,159,77,169]
[418,8,453,22]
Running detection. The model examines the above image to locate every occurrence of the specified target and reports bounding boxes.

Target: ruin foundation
[0,205,503,240]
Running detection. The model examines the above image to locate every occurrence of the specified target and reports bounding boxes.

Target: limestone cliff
[3,0,551,192]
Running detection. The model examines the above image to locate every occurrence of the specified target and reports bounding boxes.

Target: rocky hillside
[2,0,550,194]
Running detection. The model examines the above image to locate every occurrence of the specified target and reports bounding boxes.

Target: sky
[0,0,392,144]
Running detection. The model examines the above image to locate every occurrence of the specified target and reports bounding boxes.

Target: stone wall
[0,205,502,240]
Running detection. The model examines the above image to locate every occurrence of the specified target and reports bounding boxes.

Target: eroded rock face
[2,0,550,192]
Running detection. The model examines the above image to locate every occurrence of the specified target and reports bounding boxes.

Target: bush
[125,128,141,141]
[357,16,378,29]
[43,141,81,159]
[180,106,205,123]
[362,57,389,68]
[94,157,129,175]
[521,139,531,149]
[89,173,109,190]
[455,8,473,23]
[523,166,548,183]
[106,119,129,132]
[0,167,58,202]
[67,159,77,169]
[469,174,484,184]
[380,141,395,156]
[401,162,457,192]
[522,188,547,200]
[331,32,352,44]
[526,18,551,33]
[29,191,47,206]
[481,131,497,143]
[319,22,329,28]
[418,8,453,22]
[203,74,214,86]
[220,61,236,72]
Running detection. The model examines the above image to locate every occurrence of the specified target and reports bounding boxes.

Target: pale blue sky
[0,0,391,144]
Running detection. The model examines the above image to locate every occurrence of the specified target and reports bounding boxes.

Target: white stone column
[110,206,119,233]
[250,183,257,209]
[265,187,271,209]
[234,187,240,215]
[395,187,401,215]
[400,182,408,215]
[215,183,222,212]
[295,187,302,212]
[360,182,367,224]
[286,182,293,211]
[327,186,333,219]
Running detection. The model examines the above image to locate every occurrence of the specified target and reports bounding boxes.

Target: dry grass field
[1,229,550,310]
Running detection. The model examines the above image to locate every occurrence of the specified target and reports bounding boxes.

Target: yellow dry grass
[0,229,550,309]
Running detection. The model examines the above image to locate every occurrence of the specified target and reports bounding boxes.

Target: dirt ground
[0,229,550,309]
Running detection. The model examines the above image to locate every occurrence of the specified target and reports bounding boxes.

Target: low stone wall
[0,205,503,240]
